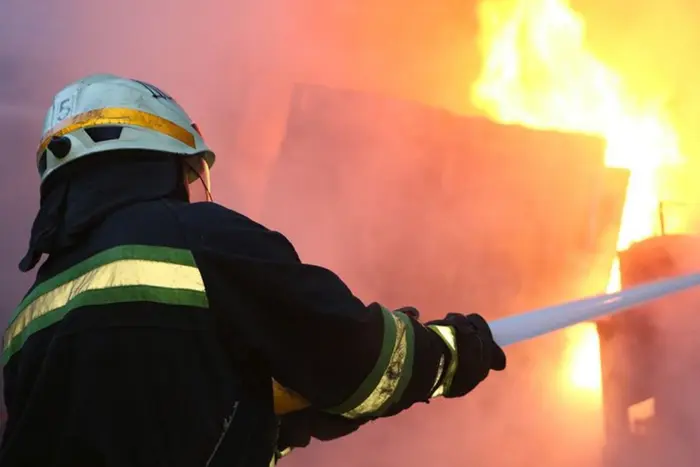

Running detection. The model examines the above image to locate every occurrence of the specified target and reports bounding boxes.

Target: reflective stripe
[271,447,293,466]
[427,325,458,398]
[430,354,446,396]
[2,245,208,364]
[38,107,196,157]
[330,307,415,419]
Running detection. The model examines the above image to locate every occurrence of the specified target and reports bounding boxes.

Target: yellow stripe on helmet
[37,107,196,159]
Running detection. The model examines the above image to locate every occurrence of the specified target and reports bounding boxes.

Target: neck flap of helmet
[19,150,189,272]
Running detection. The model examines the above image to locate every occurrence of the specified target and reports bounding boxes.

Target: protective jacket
[0,156,450,467]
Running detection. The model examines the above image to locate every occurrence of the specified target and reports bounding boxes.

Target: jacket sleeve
[191,210,450,420]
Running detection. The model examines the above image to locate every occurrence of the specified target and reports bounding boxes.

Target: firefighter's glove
[426,313,506,398]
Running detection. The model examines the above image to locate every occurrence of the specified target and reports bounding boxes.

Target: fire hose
[490,270,700,346]
[273,271,700,414]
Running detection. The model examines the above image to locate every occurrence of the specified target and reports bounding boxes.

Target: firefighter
[0,74,506,467]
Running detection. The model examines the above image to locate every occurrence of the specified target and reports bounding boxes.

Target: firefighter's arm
[270,306,455,416]
[250,248,507,418]
[192,208,504,420]
[254,277,450,418]
[198,225,447,418]
[272,311,506,456]
[271,304,443,417]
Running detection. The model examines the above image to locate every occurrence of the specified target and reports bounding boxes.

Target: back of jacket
[2,194,451,467]
[0,198,279,467]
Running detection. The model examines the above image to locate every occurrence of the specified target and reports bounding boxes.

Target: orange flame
[471,0,684,392]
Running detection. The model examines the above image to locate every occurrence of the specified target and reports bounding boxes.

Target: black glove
[426,313,506,398]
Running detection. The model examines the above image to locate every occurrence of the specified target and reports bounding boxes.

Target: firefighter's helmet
[37,73,215,199]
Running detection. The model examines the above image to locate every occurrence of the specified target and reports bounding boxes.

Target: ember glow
[471,0,684,393]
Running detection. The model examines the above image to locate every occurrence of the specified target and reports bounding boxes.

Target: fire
[470,0,683,391]
[566,322,601,390]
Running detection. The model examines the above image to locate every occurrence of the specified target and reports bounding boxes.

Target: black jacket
[1,155,448,467]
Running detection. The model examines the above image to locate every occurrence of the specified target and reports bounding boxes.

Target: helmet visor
[183,155,212,202]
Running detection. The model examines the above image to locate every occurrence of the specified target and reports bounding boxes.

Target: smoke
[1,0,700,466]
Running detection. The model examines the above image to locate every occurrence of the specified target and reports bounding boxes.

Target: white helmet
[37,73,215,198]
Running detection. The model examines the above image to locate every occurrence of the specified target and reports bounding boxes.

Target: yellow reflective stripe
[430,354,446,395]
[427,324,458,398]
[4,259,205,353]
[272,447,293,465]
[340,311,412,419]
[10,246,199,323]
[38,107,195,157]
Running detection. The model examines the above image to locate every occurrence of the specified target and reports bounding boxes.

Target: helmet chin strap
[186,177,214,203]
[183,159,213,203]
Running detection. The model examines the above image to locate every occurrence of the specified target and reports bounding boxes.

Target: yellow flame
[566,322,601,390]
[471,0,684,391]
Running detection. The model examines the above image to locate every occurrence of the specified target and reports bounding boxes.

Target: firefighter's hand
[277,410,368,451]
[426,313,506,398]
